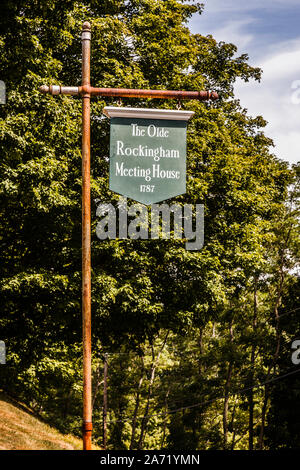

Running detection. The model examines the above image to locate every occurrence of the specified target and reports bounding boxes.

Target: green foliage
[0,0,299,450]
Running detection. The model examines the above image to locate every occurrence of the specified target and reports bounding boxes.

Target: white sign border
[103,106,194,121]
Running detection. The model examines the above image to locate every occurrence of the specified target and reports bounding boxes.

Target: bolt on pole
[81,20,92,451]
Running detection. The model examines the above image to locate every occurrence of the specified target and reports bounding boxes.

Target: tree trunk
[258,253,286,449]
[130,358,144,450]
[258,329,281,449]
[138,331,169,449]
[198,328,204,374]
[160,388,170,448]
[249,280,258,450]
[223,361,233,449]
[92,364,104,410]
[223,322,234,450]
[103,353,108,450]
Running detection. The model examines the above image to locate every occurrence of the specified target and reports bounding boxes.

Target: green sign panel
[104,107,194,205]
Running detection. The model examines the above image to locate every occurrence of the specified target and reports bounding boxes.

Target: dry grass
[0,392,99,450]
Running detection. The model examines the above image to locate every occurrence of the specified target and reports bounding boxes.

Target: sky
[189,0,300,166]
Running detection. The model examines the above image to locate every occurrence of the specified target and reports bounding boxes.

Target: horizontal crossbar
[39,85,219,101]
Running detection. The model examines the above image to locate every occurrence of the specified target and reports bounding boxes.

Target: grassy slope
[0,392,97,450]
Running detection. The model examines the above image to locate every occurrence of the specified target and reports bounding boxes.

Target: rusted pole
[84,87,218,101]
[81,20,92,451]
[40,85,219,101]
[103,353,108,450]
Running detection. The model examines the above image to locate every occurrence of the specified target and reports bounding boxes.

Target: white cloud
[235,41,300,165]
[250,41,300,81]
[201,0,300,14]
[189,3,300,165]
[207,18,255,51]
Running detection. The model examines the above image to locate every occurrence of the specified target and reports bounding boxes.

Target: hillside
[0,392,94,450]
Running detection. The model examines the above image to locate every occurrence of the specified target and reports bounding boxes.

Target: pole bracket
[83,421,93,432]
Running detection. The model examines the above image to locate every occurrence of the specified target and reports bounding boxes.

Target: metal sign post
[39,21,218,450]
[81,21,92,451]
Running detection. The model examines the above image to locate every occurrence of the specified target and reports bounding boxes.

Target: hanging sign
[103,107,194,205]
